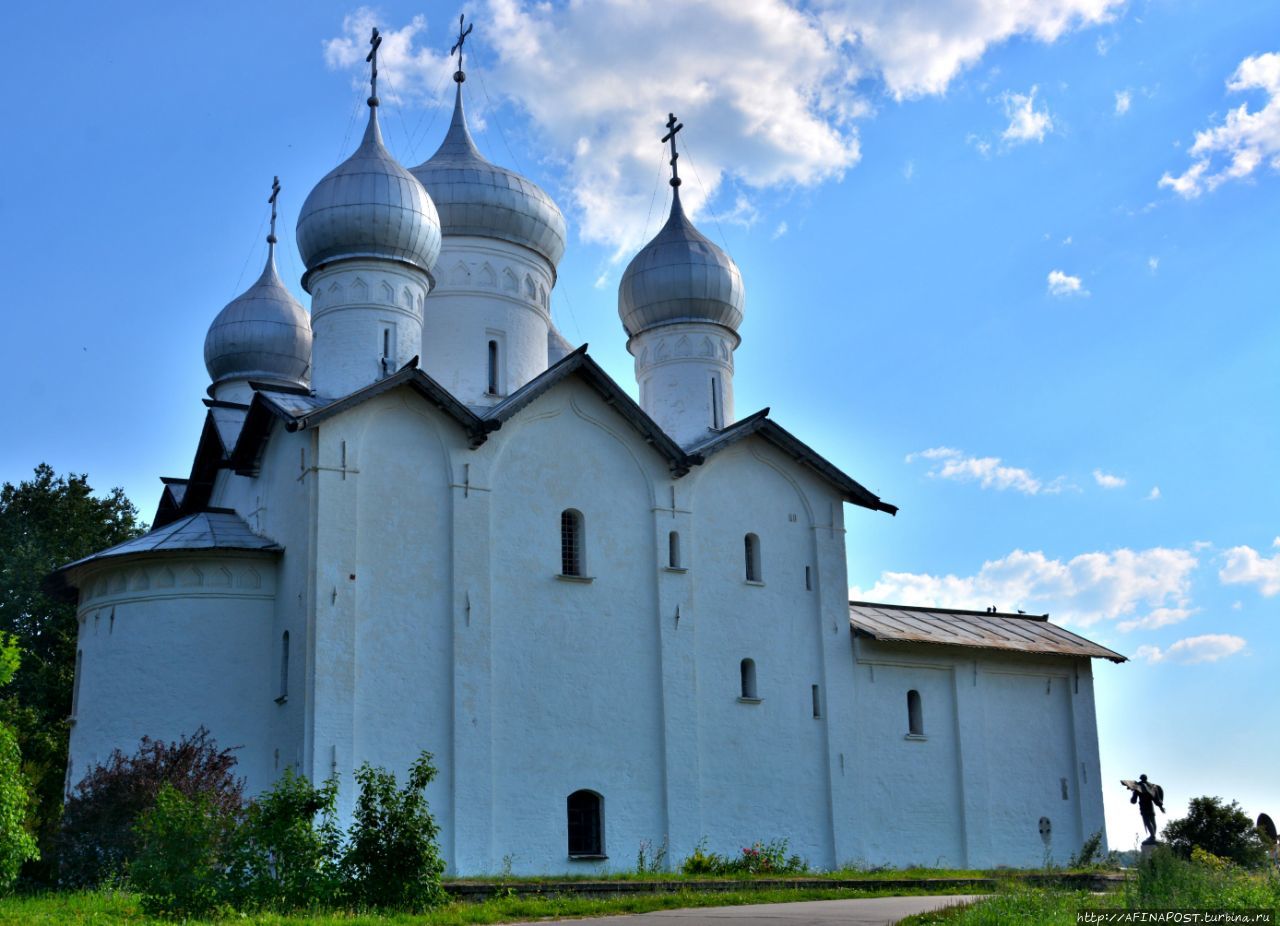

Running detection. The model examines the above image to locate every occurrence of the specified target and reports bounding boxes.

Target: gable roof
[46,509,282,600]
[688,411,897,514]
[848,601,1126,663]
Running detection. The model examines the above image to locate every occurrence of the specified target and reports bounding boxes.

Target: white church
[53,29,1126,874]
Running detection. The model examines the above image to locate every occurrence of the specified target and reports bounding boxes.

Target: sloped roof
[848,601,1126,663]
[47,509,281,599]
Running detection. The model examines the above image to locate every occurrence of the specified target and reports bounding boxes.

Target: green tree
[131,784,232,918]
[0,464,143,881]
[1163,796,1269,868]
[0,635,39,889]
[342,752,446,911]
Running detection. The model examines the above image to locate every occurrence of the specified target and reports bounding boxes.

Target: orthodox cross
[267,176,280,246]
[366,27,382,103]
[662,113,684,188]
[451,14,473,82]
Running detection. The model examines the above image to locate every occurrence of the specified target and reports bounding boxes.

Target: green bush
[130,784,233,918]
[1163,796,1269,868]
[0,636,38,891]
[228,768,342,911]
[681,838,808,875]
[342,751,446,910]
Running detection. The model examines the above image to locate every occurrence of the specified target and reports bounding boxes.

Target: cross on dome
[267,176,280,250]
[366,27,382,106]
[451,14,473,83]
[662,113,684,188]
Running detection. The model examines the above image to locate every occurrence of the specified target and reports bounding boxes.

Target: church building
[52,27,1125,874]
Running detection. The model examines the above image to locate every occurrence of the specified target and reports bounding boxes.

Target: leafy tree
[0,635,38,889]
[0,464,143,880]
[228,768,342,911]
[342,752,446,910]
[58,727,243,887]
[1163,796,1268,868]
[131,784,233,918]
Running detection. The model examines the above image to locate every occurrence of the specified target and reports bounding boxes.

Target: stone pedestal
[1140,840,1162,859]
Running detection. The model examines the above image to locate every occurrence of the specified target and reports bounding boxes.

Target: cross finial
[662,113,684,188]
[267,176,281,250]
[451,14,474,83]
[366,27,383,106]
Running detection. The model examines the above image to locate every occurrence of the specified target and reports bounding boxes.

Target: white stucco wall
[628,322,738,447]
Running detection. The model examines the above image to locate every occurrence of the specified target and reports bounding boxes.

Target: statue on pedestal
[1122,775,1165,845]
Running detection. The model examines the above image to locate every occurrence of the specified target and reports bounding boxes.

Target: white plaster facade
[59,72,1123,876]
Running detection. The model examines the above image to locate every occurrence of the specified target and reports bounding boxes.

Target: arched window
[277,631,290,703]
[907,689,924,736]
[487,339,500,394]
[567,790,603,857]
[740,658,758,700]
[744,533,761,582]
[561,509,584,577]
[668,531,681,568]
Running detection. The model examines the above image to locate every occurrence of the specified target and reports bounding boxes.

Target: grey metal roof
[296,107,442,290]
[411,82,566,270]
[204,248,311,391]
[848,601,1126,663]
[618,188,745,338]
[49,510,281,595]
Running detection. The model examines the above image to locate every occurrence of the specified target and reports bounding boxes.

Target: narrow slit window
[710,376,723,429]
[805,565,812,591]
[561,509,584,577]
[907,689,924,736]
[277,631,290,703]
[381,327,393,375]
[812,684,821,718]
[668,531,681,568]
[487,339,499,394]
[567,790,603,857]
[72,649,83,717]
[740,658,758,699]
[744,533,761,582]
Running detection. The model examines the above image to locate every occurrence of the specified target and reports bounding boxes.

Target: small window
[812,684,821,718]
[805,565,812,591]
[710,376,723,429]
[561,509,584,577]
[567,790,603,857]
[487,339,500,395]
[740,658,758,700]
[668,531,681,568]
[72,649,83,717]
[744,533,761,582]
[907,689,923,736]
[380,325,395,376]
[277,631,290,703]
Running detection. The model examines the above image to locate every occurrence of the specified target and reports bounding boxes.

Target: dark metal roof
[848,601,1126,663]
[47,509,281,600]
[689,413,897,515]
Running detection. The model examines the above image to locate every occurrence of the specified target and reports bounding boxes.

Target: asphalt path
[507,894,984,926]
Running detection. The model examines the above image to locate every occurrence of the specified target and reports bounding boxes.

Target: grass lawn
[0,884,966,925]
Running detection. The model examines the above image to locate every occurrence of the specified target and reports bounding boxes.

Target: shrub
[0,635,38,890]
[1163,796,1269,868]
[130,784,233,918]
[228,768,342,911]
[1069,830,1104,868]
[681,838,808,875]
[342,752,445,910]
[58,727,243,887]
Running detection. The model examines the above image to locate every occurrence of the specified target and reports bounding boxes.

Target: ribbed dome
[296,108,441,290]
[618,189,744,338]
[410,81,566,271]
[204,247,312,390]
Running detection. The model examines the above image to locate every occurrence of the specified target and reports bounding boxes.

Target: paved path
[508,895,983,926]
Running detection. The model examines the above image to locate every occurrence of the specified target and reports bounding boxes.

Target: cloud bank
[905,447,1052,495]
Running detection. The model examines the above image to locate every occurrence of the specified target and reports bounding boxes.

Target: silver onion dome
[618,188,745,338]
[205,246,312,391]
[410,80,566,271]
[296,107,442,290]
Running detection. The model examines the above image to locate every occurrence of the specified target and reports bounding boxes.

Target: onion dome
[410,78,566,271]
[618,187,744,339]
[205,202,312,391]
[295,106,441,290]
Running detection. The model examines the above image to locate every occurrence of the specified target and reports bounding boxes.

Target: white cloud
[325,0,1121,251]
[1093,469,1126,489]
[1219,540,1280,596]
[967,133,993,157]
[1136,634,1247,665]
[906,446,1048,495]
[903,160,916,181]
[1148,256,1159,273]
[1000,86,1054,144]
[1146,486,1161,501]
[771,220,789,240]
[1117,606,1196,633]
[1160,51,1280,198]
[1047,269,1087,297]
[1115,89,1132,115]
[851,546,1199,628]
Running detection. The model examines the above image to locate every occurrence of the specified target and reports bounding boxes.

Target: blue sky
[2,0,1277,856]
